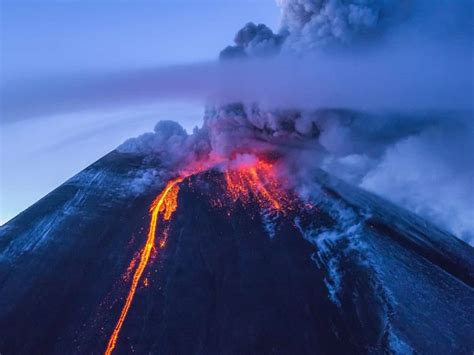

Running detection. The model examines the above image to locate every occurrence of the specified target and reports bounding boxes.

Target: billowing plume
[277,0,392,49]
[221,0,407,58]
[118,104,474,245]
[115,0,473,244]
[220,23,284,60]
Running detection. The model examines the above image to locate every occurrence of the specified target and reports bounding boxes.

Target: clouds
[4,38,472,122]
[119,120,188,156]
[360,122,474,244]
[277,0,387,49]
[314,110,474,244]
[220,22,284,59]
[275,0,473,51]
[220,0,393,58]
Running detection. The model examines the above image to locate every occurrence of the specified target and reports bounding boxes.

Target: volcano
[0,149,473,355]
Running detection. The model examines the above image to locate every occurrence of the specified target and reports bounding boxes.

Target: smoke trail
[2,35,472,122]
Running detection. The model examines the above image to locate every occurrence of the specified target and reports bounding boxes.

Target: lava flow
[105,177,182,355]
[105,156,291,354]
[225,159,289,212]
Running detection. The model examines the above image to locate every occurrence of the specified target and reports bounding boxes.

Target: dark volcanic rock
[0,152,473,354]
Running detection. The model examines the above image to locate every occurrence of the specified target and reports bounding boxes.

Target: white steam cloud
[362,126,474,242]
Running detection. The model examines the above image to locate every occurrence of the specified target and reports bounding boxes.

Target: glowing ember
[158,227,170,249]
[105,177,182,355]
[121,255,138,283]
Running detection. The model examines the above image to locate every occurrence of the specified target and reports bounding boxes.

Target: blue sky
[2,0,279,77]
[0,0,280,224]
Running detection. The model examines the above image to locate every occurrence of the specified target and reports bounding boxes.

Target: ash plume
[276,0,401,49]
[4,0,473,243]
[119,104,474,245]
[117,0,473,244]
[220,23,285,60]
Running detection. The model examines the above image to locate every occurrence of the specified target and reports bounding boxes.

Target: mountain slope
[0,150,473,354]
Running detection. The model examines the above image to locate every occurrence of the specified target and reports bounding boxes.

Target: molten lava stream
[105,158,285,354]
[105,177,182,355]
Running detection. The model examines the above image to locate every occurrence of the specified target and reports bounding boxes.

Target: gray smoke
[115,0,474,244]
[220,0,407,58]
[277,0,395,49]
[108,0,474,245]
[118,103,474,244]
[221,0,472,56]
[220,23,285,60]
[209,0,474,244]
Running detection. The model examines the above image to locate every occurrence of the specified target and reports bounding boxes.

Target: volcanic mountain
[0,149,473,355]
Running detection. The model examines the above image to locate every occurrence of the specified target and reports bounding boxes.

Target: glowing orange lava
[225,159,287,211]
[105,177,182,355]
[105,156,293,354]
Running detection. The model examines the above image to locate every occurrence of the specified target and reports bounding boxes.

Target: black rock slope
[0,151,473,355]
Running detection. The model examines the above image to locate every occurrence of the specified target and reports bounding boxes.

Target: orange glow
[104,156,297,354]
[105,177,183,355]
[158,228,169,249]
[121,255,138,282]
[224,159,288,212]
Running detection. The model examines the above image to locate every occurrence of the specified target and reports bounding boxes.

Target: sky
[0,0,280,224]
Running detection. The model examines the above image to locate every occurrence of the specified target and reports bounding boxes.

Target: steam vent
[1,151,473,354]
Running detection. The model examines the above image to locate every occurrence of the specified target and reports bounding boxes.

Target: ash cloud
[277,0,397,49]
[211,0,473,244]
[4,0,473,243]
[117,0,473,244]
[220,23,284,60]
[221,0,409,57]
[119,103,474,244]
[116,0,473,244]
